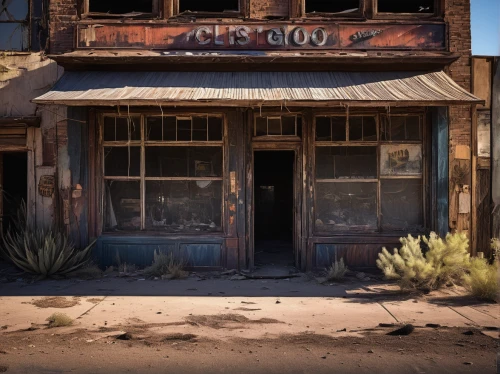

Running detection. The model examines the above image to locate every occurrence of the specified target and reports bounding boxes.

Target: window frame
[83,0,161,19]
[253,113,303,142]
[100,112,225,233]
[313,111,428,235]
[301,0,364,19]
[172,0,244,18]
[373,0,442,19]
[0,0,31,51]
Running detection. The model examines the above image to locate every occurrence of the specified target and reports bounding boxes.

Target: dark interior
[306,0,359,14]
[89,0,153,14]
[254,151,294,266]
[1,152,27,233]
[179,0,239,13]
[377,0,434,13]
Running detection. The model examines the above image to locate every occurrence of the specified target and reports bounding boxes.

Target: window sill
[100,231,224,238]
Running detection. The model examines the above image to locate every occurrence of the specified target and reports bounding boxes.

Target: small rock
[28,345,35,348]
[462,330,474,336]
[463,362,473,365]
[321,356,327,359]
[355,272,366,280]
[157,312,162,314]
[337,328,346,332]
[387,324,415,336]
[368,349,374,353]
[222,269,238,276]
[315,277,327,284]
[276,300,281,304]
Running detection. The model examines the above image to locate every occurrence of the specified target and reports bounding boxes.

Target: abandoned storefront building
[1,0,489,270]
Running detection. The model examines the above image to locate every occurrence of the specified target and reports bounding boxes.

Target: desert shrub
[463,257,499,301]
[327,258,348,281]
[1,202,96,278]
[491,238,500,260]
[46,313,73,328]
[144,250,187,279]
[376,232,470,291]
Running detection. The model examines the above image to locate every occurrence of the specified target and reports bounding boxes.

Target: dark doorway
[1,152,27,234]
[254,151,294,266]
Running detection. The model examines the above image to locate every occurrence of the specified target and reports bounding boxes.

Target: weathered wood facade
[5,0,485,270]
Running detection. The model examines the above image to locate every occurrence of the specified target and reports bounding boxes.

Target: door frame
[248,142,303,269]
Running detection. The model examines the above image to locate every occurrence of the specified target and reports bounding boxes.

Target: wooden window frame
[313,111,428,235]
[99,112,225,234]
[253,113,303,142]
[298,0,365,19]
[171,0,245,18]
[82,0,161,19]
[373,0,443,20]
[0,0,31,51]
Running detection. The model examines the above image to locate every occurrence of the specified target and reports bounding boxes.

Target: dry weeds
[46,313,73,328]
[185,314,282,329]
[32,297,80,309]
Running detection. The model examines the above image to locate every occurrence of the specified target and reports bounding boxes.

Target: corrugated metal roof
[33,71,482,106]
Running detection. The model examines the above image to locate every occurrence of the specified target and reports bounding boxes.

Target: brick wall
[250,0,289,18]
[444,0,473,234]
[49,0,78,54]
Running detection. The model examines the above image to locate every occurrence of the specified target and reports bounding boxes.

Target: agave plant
[1,201,96,278]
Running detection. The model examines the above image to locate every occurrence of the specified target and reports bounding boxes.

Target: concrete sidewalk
[0,274,498,338]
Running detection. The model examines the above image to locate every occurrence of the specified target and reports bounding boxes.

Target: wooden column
[492,58,500,238]
[432,107,449,237]
[0,153,3,233]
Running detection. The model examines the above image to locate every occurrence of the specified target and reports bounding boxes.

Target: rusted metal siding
[76,22,446,51]
[33,71,482,107]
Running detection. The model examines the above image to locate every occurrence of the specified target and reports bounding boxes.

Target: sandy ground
[0,268,498,373]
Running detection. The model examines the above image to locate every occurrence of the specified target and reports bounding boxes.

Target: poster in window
[477,111,490,158]
[380,144,422,176]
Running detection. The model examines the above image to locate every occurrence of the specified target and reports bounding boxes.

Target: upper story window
[87,0,157,17]
[0,0,29,51]
[179,0,240,14]
[305,0,360,16]
[376,0,435,15]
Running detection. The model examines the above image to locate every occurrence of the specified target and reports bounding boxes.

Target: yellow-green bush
[463,257,498,301]
[376,232,470,291]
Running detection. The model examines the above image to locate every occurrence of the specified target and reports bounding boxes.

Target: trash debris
[230,275,247,281]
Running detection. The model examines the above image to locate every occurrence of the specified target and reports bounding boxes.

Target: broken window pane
[316,116,346,141]
[315,146,377,179]
[103,117,141,142]
[105,180,141,231]
[378,0,434,13]
[381,179,424,231]
[349,116,377,141]
[208,117,223,141]
[255,117,267,137]
[306,0,360,14]
[145,181,222,232]
[146,116,176,141]
[145,146,223,177]
[104,147,140,177]
[0,0,28,21]
[282,116,296,136]
[192,116,208,141]
[0,23,27,51]
[179,0,239,13]
[315,182,377,231]
[89,0,153,14]
[381,116,422,141]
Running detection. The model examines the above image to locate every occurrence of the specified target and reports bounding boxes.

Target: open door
[253,150,296,268]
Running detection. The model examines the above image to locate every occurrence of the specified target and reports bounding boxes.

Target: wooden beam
[492,58,500,238]
[431,107,449,237]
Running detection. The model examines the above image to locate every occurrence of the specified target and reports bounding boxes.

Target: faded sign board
[478,111,491,158]
[77,22,446,51]
[38,175,55,197]
[380,144,422,176]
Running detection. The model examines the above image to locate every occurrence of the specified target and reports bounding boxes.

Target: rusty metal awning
[33,71,482,107]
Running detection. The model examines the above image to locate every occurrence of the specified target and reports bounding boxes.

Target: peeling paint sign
[38,175,55,197]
